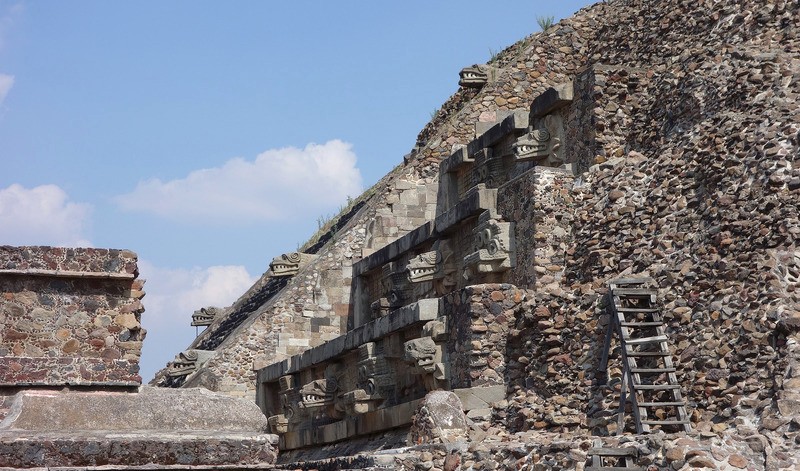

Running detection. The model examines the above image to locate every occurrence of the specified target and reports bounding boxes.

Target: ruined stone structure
[0,247,277,469]
[3,0,800,469]
[0,246,144,389]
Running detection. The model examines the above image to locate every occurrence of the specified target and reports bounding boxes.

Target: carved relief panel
[403,320,449,392]
[458,64,495,88]
[269,252,318,277]
[190,306,222,327]
[464,210,515,280]
[514,113,565,166]
[406,239,457,297]
[370,261,411,318]
[166,349,215,377]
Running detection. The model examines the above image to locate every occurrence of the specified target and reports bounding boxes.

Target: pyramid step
[637,401,686,407]
[620,321,663,327]
[625,335,668,345]
[631,367,676,374]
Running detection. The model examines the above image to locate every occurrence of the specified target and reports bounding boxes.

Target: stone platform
[0,387,278,470]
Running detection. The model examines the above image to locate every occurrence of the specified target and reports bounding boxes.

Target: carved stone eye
[284,252,302,263]
[365,378,377,395]
[532,129,551,141]
[480,229,493,247]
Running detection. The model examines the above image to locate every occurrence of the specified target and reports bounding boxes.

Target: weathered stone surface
[1,386,269,432]
[454,385,506,410]
[1,246,145,387]
[0,387,277,468]
[0,432,277,469]
[409,391,468,445]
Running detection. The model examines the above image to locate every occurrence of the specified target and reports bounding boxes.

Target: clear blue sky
[0,0,595,381]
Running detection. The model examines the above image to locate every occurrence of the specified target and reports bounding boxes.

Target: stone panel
[0,246,144,388]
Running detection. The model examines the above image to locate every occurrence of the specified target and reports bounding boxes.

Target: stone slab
[453,385,506,411]
[0,431,277,469]
[440,146,472,175]
[0,246,138,276]
[0,386,268,432]
[529,82,574,118]
[258,299,439,382]
[466,110,529,158]
[475,110,516,137]
[434,186,497,234]
[353,222,435,276]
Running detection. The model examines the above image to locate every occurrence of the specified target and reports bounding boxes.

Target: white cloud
[115,140,363,224]
[0,184,92,246]
[136,260,257,381]
[0,73,13,105]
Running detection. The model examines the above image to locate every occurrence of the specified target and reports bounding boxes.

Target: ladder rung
[616,307,658,313]
[610,277,653,285]
[631,367,676,374]
[587,468,644,471]
[626,351,670,357]
[637,401,685,407]
[613,288,658,296]
[620,321,663,327]
[632,384,681,390]
[588,448,637,456]
[625,335,668,344]
[641,419,691,425]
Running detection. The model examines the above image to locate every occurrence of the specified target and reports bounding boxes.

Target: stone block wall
[0,246,144,389]
[567,65,652,174]
[497,167,575,292]
[443,284,524,390]
[365,176,439,254]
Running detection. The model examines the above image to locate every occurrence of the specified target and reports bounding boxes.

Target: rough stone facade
[0,246,144,390]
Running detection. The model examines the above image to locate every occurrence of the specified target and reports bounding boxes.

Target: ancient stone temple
[2,0,800,469]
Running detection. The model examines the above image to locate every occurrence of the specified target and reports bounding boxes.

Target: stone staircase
[599,278,692,434]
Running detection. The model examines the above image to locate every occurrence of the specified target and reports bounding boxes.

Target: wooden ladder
[586,440,643,471]
[599,278,692,434]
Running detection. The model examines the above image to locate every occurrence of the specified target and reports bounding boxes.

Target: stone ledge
[258,299,439,382]
[354,186,496,278]
[434,185,497,234]
[439,146,472,174]
[0,246,138,277]
[353,222,434,276]
[0,432,277,469]
[0,358,141,387]
[466,110,529,158]
[529,82,574,118]
[0,268,135,279]
[0,387,269,432]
